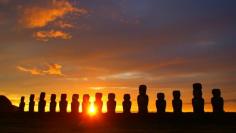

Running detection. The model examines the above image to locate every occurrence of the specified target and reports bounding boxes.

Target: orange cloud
[34,30,72,41]
[43,64,64,76]
[20,0,87,28]
[17,64,64,76]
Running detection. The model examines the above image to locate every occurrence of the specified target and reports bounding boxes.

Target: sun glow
[88,103,96,116]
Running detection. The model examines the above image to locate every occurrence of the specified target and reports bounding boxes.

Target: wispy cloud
[17,64,64,76]
[54,21,74,29]
[98,72,149,80]
[34,30,72,41]
[17,66,43,75]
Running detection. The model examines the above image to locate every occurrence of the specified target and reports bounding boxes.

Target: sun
[88,103,96,116]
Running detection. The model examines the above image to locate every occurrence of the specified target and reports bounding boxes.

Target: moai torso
[192,98,204,113]
[29,94,35,112]
[38,92,46,113]
[107,93,116,114]
[156,93,166,113]
[50,94,57,113]
[211,89,224,113]
[71,94,79,113]
[82,94,90,113]
[19,96,25,112]
[192,83,205,113]
[172,91,182,113]
[137,85,149,114]
[95,93,103,113]
[59,94,68,113]
[122,94,131,114]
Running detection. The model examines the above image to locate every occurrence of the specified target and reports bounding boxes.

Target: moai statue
[38,92,46,113]
[50,94,57,113]
[29,94,35,112]
[59,94,68,113]
[71,94,79,113]
[192,83,205,114]
[137,85,149,114]
[122,94,131,114]
[19,96,25,112]
[94,93,103,113]
[211,89,224,113]
[156,93,166,113]
[107,93,116,114]
[172,90,182,113]
[82,94,90,114]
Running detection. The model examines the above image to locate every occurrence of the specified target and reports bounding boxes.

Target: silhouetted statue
[19,96,25,112]
[156,93,166,113]
[137,85,149,114]
[192,83,204,113]
[50,94,57,113]
[211,89,224,113]
[71,94,79,113]
[0,95,18,112]
[29,94,35,112]
[94,93,103,113]
[122,94,131,114]
[59,94,68,113]
[38,92,46,113]
[82,94,90,113]
[172,90,182,113]
[107,93,116,114]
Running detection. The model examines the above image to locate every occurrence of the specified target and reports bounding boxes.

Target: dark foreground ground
[0,113,236,133]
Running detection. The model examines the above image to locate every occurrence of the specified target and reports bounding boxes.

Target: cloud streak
[34,30,72,41]
[54,21,74,29]
[98,72,149,80]
[17,64,64,76]
[17,66,43,75]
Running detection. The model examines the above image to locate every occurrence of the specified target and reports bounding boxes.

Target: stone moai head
[72,94,79,101]
[51,94,56,101]
[108,93,115,101]
[95,93,102,101]
[83,94,90,102]
[157,93,165,100]
[193,83,202,90]
[193,83,202,98]
[212,89,221,97]
[173,90,181,99]
[61,94,67,101]
[21,96,25,102]
[30,94,35,101]
[40,92,46,101]
[139,85,147,95]
[124,94,130,101]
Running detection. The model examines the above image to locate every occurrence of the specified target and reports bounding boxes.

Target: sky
[0,0,236,112]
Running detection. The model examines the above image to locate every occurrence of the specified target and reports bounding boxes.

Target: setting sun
[88,103,96,116]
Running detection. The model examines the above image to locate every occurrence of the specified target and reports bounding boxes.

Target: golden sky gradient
[0,0,236,112]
